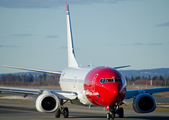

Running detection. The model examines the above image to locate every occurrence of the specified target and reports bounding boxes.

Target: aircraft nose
[105,83,123,106]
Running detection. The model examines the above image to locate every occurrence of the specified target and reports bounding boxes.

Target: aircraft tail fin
[66,3,78,67]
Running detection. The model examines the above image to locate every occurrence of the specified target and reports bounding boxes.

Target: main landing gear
[107,105,124,120]
[55,99,69,118]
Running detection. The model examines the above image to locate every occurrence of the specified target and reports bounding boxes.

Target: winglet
[66,3,78,67]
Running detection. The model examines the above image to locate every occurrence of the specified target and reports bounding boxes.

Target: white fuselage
[59,66,94,105]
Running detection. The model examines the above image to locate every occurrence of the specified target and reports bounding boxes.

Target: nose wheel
[118,107,124,118]
[107,112,115,120]
[107,106,124,120]
[107,106,115,120]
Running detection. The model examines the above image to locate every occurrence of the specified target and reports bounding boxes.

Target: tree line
[0,73,169,86]
[126,75,169,86]
[0,73,60,86]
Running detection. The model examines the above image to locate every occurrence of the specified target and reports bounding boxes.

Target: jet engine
[132,93,156,113]
[36,93,60,113]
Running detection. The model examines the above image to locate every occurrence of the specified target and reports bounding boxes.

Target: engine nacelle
[36,93,59,113]
[132,93,156,113]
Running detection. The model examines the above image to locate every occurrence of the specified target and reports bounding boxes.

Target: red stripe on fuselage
[84,66,126,106]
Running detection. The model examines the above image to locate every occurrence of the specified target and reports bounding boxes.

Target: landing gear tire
[63,107,69,118]
[107,113,110,120]
[55,108,60,118]
[55,99,69,118]
[107,105,116,120]
[55,107,69,118]
[107,112,115,120]
[111,112,115,120]
[107,105,124,120]
[118,107,124,118]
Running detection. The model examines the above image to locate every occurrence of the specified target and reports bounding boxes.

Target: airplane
[1,2,169,120]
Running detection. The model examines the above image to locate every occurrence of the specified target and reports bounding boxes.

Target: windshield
[100,78,122,84]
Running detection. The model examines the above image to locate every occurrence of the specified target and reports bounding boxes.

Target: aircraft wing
[2,65,62,75]
[125,87,169,99]
[0,86,77,100]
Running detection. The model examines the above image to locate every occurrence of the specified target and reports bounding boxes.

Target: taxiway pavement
[0,98,169,120]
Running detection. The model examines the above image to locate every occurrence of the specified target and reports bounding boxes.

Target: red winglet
[66,2,69,12]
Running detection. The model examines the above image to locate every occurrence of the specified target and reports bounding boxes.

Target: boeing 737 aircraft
[1,3,169,120]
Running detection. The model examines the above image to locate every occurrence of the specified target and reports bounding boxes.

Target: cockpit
[100,78,122,84]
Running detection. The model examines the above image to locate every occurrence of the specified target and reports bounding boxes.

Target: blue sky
[0,0,169,74]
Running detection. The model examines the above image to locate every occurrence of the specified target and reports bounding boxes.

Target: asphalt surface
[0,95,169,120]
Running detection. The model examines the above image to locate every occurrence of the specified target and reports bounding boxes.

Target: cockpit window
[114,78,122,82]
[100,78,106,84]
[100,78,121,84]
[106,79,114,82]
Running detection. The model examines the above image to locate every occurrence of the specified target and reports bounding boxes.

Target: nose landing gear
[107,105,124,120]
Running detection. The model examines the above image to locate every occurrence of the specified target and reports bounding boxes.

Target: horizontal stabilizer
[113,65,130,69]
